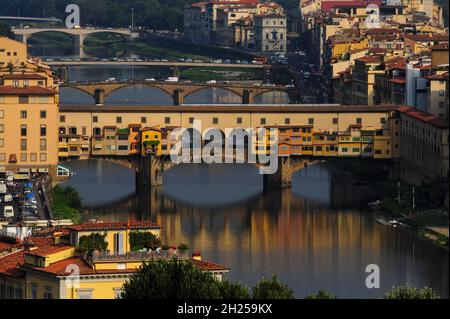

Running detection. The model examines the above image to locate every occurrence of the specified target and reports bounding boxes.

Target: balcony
[92,250,190,262]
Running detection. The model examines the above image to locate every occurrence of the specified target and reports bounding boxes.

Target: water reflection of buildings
[87,165,448,298]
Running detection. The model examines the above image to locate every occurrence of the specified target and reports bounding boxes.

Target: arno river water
[54,63,449,298]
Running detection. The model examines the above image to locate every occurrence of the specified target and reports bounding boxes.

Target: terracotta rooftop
[0,86,57,95]
[1,74,47,80]
[60,104,396,114]
[390,77,406,84]
[394,105,448,128]
[191,259,230,272]
[425,73,449,81]
[0,250,24,277]
[356,56,382,63]
[20,256,229,276]
[66,221,163,231]
[24,243,73,257]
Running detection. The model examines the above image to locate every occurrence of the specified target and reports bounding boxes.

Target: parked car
[3,206,14,218]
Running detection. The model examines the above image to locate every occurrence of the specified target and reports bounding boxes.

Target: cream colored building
[254,14,287,53]
[0,37,59,175]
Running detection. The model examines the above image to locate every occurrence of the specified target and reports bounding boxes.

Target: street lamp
[131,8,135,30]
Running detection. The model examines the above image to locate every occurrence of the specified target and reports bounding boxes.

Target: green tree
[218,280,250,299]
[305,290,337,299]
[77,233,108,256]
[122,258,223,299]
[129,231,161,251]
[384,286,440,299]
[50,185,83,223]
[252,275,295,299]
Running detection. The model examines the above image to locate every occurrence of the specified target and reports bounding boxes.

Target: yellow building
[0,36,59,175]
[0,36,27,69]
[0,221,230,299]
[141,127,162,156]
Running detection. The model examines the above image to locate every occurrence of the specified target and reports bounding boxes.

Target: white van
[4,206,14,218]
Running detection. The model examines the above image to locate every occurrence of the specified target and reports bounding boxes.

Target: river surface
[61,160,449,299]
[39,48,449,298]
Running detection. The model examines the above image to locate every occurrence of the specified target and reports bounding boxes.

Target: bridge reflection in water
[63,160,449,299]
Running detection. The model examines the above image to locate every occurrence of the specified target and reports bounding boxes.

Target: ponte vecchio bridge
[61,80,301,105]
[58,104,399,189]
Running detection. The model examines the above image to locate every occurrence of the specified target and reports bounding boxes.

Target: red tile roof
[24,244,73,257]
[425,73,449,81]
[192,259,230,272]
[393,105,449,128]
[0,250,24,277]
[21,256,229,276]
[1,74,47,80]
[405,34,449,42]
[356,55,382,63]
[0,86,57,95]
[390,77,406,84]
[67,221,163,231]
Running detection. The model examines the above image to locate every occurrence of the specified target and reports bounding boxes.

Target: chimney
[192,251,202,261]
[53,232,63,245]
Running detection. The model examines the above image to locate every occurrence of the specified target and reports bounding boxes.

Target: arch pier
[87,154,320,194]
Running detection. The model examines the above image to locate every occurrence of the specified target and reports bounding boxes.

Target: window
[165,117,171,124]
[31,284,38,299]
[141,117,147,123]
[30,153,37,162]
[40,139,47,151]
[0,110,3,118]
[308,118,314,125]
[285,118,290,125]
[380,117,386,124]
[77,289,93,299]
[20,153,27,162]
[0,139,3,148]
[40,125,46,137]
[19,96,29,104]
[341,148,348,152]
[24,80,29,87]
[20,110,27,119]
[333,118,338,125]
[189,117,194,124]
[352,148,360,152]
[93,127,101,135]
[93,116,98,123]
[438,90,444,96]
[20,139,27,151]
[260,118,266,125]
[44,286,53,299]
[237,117,242,124]
[0,153,5,162]
[59,115,65,123]
[12,80,19,87]
[82,127,87,136]
[0,124,3,133]
[439,102,444,108]
[69,127,77,135]
[116,117,122,124]
[212,117,219,124]
[356,118,362,124]
[40,110,47,118]
[40,153,47,162]
[21,125,27,136]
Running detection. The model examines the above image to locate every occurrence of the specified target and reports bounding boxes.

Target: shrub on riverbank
[122,259,295,299]
[384,286,440,299]
[50,185,82,224]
